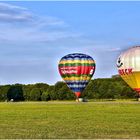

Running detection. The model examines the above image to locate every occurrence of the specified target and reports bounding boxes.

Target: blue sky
[0,1,140,85]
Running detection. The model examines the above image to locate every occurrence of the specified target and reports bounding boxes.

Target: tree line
[0,76,137,102]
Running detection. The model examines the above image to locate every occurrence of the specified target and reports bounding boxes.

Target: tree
[7,84,24,101]
[46,86,55,100]
[41,91,50,101]
[53,82,75,100]
[0,85,10,101]
[82,81,95,99]
[30,88,41,101]
[49,82,65,100]
[22,86,32,101]
[57,85,69,100]
[34,83,49,93]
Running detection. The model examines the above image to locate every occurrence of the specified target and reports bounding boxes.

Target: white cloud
[106,47,122,52]
[0,2,27,11]
[0,2,80,44]
[0,12,32,22]
[0,2,32,22]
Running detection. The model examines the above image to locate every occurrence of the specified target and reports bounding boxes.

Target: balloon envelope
[58,53,96,98]
[117,46,140,95]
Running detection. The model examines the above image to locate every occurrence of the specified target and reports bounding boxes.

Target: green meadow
[0,101,140,139]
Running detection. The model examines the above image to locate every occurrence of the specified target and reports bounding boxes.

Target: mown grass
[0,101,140,139]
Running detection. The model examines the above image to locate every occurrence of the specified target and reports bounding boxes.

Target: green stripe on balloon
[60,74,92,78]
[59,63,95,67]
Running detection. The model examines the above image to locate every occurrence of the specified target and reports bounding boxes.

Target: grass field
[0,101,140,139]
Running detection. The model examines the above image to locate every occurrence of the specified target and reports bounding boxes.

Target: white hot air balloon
[117,46,140,100]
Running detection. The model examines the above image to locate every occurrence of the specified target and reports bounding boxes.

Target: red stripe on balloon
[59,66,95,75]
[134,88,140,93]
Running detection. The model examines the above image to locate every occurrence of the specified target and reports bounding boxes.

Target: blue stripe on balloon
[69,87,85,92]
[67,83,88,87]
[63,56,92,59]
[65,80,89,83]
[61,53,94,61]
[66,81,88,85]
[68,84,87,88]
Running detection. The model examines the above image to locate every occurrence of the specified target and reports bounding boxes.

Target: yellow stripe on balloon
[59,60,95,64]
[63,76,91,81]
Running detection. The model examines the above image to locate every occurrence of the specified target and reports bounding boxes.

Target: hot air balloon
[58,53,96,101]
[117,46,140,101]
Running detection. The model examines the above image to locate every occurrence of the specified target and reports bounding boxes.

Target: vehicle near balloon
[58,53,96,101]
[117,46,140,101]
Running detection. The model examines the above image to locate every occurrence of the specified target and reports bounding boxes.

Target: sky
[0,1,140,85]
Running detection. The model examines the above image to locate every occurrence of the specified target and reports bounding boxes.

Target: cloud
[0,2,80,44]
[0,2,27,11]
[0,13,33,22]
[106,47,122,52]
[0,2,33,22]
[0,2,66,26]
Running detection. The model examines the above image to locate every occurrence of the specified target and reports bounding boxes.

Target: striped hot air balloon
[117,46,140,100]
[58,53,96,100]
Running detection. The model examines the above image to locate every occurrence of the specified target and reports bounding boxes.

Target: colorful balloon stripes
[58,53,95,98]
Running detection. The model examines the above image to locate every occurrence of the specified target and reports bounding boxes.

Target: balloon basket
[76,98,87,102]
[79,98,83,102]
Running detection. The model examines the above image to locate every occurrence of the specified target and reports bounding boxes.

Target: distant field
[0,101,140,139]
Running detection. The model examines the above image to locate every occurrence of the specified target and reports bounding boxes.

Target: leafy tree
[30,88,41,101]
[53,82,65,99]
[0,85,10,101]
[22,86,32,101]
[41,91,50,101]
[57,84,69,100]
[34,83,49,92]
[65,89,75,100]
[7,84,24,101]
[47,86,55,100]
